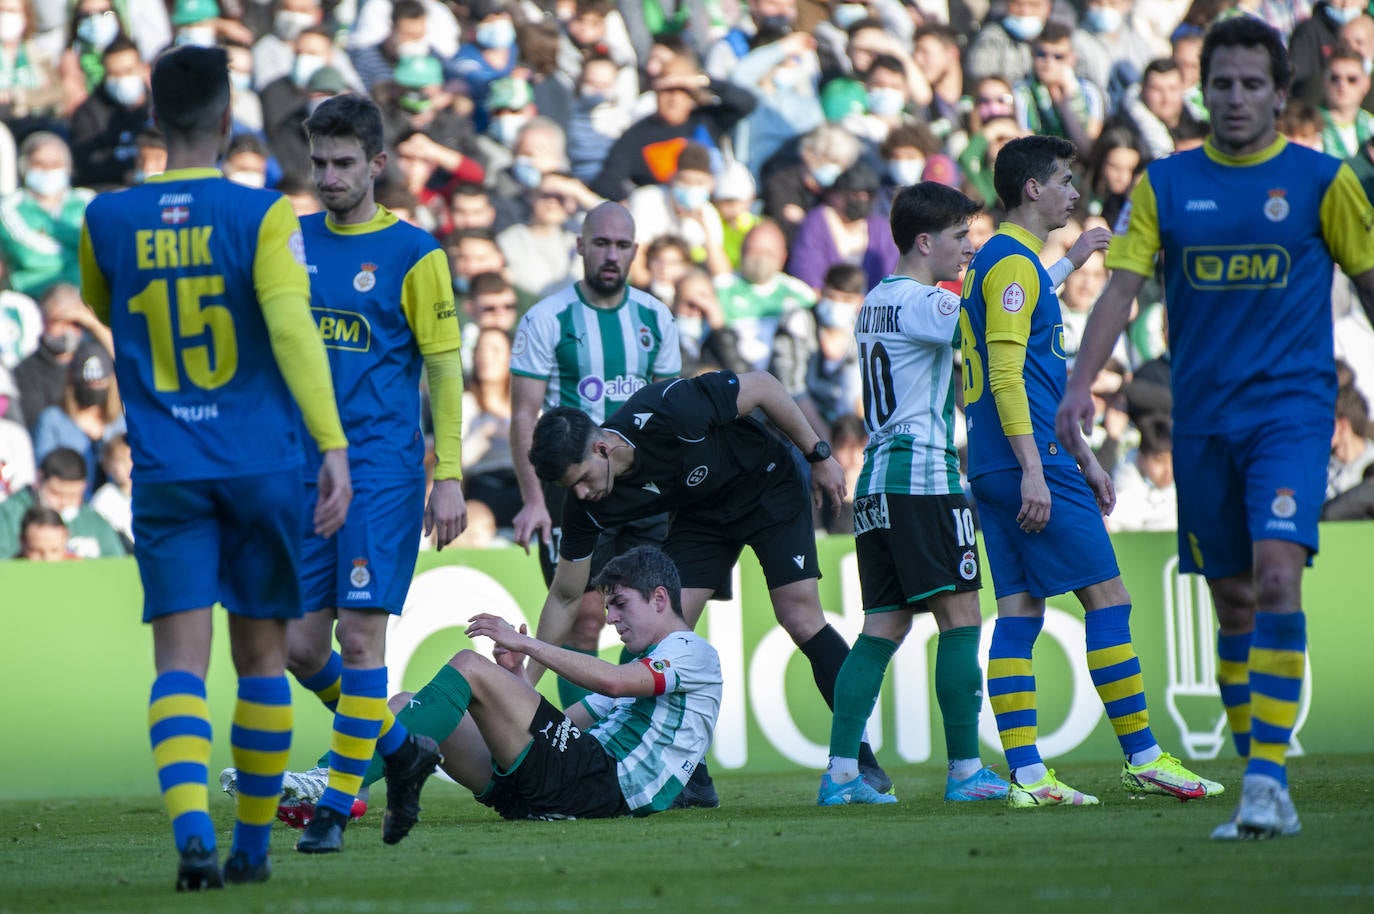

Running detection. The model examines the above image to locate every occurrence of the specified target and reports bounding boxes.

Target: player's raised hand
[425,478,468,550]
[1017,467,1051,533]
[512,501,553,554]
[1065,226,1113,269]
[811,456,847,517]
[314,448,353,537]
[466,613,529,653]
[492,623,530,674]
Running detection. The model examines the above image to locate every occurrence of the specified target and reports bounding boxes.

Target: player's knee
[286,640,331,678]
[1254,562,1302,610]
[447,649,488,677]
[388,691,415,714]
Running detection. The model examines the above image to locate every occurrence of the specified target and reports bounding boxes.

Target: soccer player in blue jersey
[959,134,1220,808]
[282,93,467,853]
[78,46,353,890]
[1058,17,1374,839]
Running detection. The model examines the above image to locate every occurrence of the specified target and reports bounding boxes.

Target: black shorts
[853,492,982,612]
[665,457,820,600]
[474,697,630,820]
[538,481,669,589]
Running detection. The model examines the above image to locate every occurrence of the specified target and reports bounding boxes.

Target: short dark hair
[993,135,1075,210]
[914,23,960,48]
[103,34,139,62]
[530,406,598,483]
[445,227,497,249]
[1201,15,1290,92]
[867,53,905,79]
[226,133,268,158]
[890,181,981,255]
[393,0,426,23]
[1325,43,1367,71]
[39,447,87,482]
[1142,57,1180,84]
[304,93,385,161]
[1036,21,1072,46]
[152,46,230,138]
[469,271,511,297]
[1136,413,1173,457]
[591,545,684,618]
[822,263,868,295]
[831,412,867,446]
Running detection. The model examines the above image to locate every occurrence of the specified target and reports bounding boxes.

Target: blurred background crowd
[1,0,1373,562]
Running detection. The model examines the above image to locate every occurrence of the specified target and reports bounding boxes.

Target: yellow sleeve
[401,248,462,355]
[254,197,348,453]
[982,253,1040,345]
[423,347,465,481]
[1320,163,1374,277]
[77,222,111,325]
[1104,174,1160,278]
[988,339,1033,437]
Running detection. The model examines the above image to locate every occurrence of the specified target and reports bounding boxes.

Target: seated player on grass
[224,546,722,820]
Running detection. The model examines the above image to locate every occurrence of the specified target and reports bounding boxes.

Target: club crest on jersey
[937,293,959,316]
[350,557,372,588]
[686,465,709,486]
[1001,282,1025,313]
[1263,189,1289,223]
[512,328,528,355]
[637,325,654,351]
[354,263,377,292]
[650,659,671,672]
[959,550,978,581]
[1270,488,1297,519]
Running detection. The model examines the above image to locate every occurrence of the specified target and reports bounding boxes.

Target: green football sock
[936,626,984,763]
[828,633,898,759]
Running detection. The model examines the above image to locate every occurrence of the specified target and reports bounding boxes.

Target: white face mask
[227,169,266,187]
[1002,14,1045,41]
[832,3,868,30]
[293,53,327,88]
[275,9,316,41]
[476,19,516,49]
[0,11,24,43]
[176,25,217,48]
[887,158,924,186]
[489,113,528,147]
[105,74,146,106]
[676,314,704,341]
[77,11,121,50]
[867,86,905,117]
[396,39,430,58]
[25,167,70,197]
[230,69,252,92]
[59,505,80,523]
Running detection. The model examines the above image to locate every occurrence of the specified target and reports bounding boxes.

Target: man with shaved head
[507,202,685,733]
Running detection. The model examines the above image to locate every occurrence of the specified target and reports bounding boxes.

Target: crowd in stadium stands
[2,0,1374,561]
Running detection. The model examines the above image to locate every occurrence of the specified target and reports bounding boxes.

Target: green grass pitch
[4,755,1372,914]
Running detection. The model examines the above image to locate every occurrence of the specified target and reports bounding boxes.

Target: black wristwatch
[805,440,832,463]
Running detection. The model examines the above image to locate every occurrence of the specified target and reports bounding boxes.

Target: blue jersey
[959,224,1078,479]
[1108,138,1374,433]
[298,207,460,480]
[79,169,312,483]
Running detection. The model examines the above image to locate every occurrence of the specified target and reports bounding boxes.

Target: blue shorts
[133,471,305,622]
[971,464,1120,600]
[1173,417,1327,579]
[299,477,425,615]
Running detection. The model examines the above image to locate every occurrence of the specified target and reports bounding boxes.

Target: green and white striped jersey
[510,282,680,424]
[854,276,964,497]
[582,631,722,814]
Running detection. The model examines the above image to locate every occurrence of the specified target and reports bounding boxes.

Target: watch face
[809,441,831,462]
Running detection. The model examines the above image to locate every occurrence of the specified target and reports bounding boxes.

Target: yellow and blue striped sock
[1216,630,1252,759]
[148,671,214,853]
[988,616,1043,772]
[1247,612,1305,788]
[320,666,388,816]
[298,651,343,712]
[1085,604,1155,757]
[230,676,292,865]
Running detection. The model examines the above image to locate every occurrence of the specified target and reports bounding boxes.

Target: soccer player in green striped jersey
[821,182,1011,805]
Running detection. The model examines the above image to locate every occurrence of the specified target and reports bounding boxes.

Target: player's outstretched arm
[467,613,659,697]
[525,556,592,684]
[734,370,846,512]
[1055,269,1145,442]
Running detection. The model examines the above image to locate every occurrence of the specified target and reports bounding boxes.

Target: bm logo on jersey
[313,307,372,351]
[1182,245,1290,290]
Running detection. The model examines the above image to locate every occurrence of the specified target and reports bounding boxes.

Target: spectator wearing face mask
[787,160,898,292]
[68,35,149,190]
[627,142,731,286]
[0,365,35,501]
[450,0,521,134]
[0,134,91,301]
[705,0,801,81]
[760,121,861,243]
[57,0,129,118]
[0,446,125,558]
[567,54,635,183]
[729,28,824,177]
[349,0,436,92]
[1291,0,1369,106]
[11,284,113,433]
[32,347,117,495]
[0,0,63,133]
[716,218,816,370]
